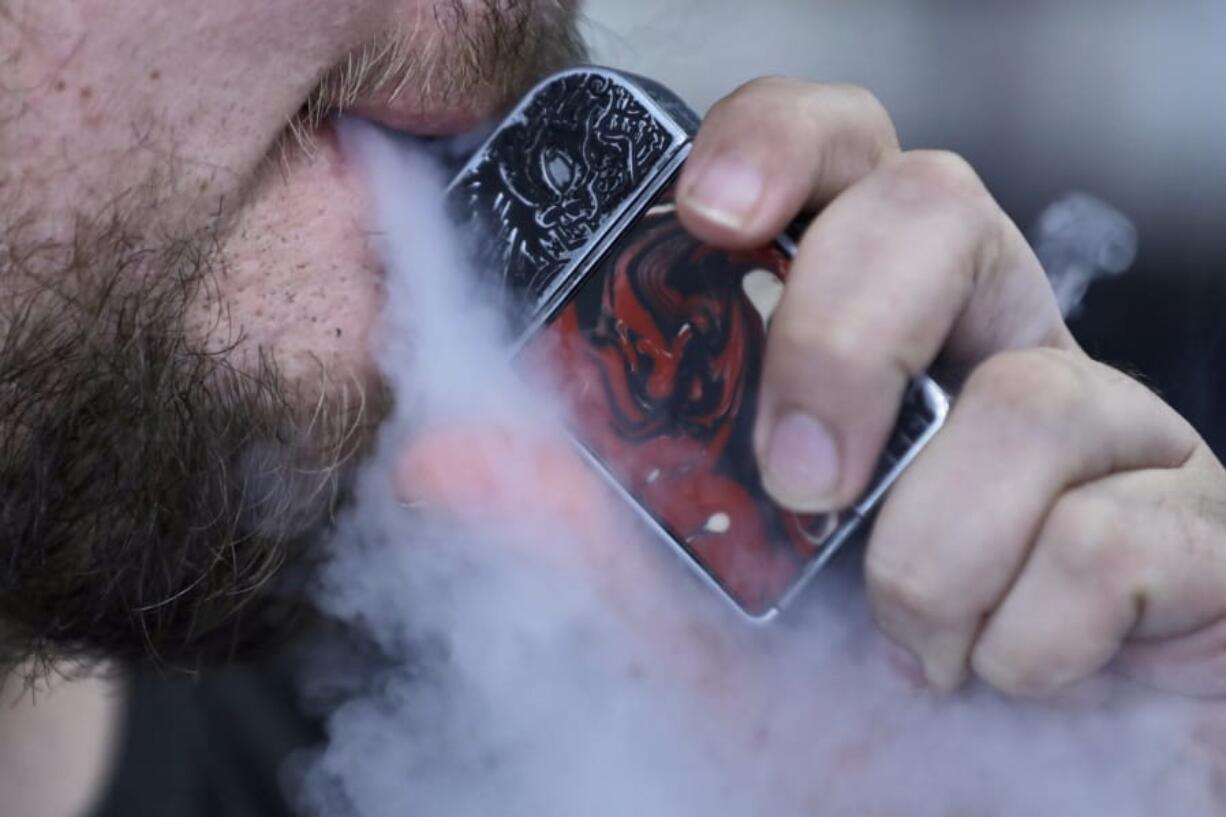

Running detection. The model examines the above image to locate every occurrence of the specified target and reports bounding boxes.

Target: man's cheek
[185,138,382,388]
[3,0,380,233]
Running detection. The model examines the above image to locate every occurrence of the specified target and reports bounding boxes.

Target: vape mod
[445,67,949,621]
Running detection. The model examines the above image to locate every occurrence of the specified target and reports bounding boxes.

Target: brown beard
[0,0,586,673]
[0,208,382,673]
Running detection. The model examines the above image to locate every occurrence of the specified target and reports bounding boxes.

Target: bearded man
[2,2,1225,815]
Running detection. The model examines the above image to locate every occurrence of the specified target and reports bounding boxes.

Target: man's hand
[675,77,1226,698]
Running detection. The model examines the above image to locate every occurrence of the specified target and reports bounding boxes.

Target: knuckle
[1176,489,1221,563]
[767,315,911,401]
[827,84,894,134]
[770,313,870,373]
[883,149,990,207]
[971,641,1053,698]
[829,82,888,115]
[715,75,795,113]
[794,82,886,123]
[866,551,954,625]
[961,348,1089,440]
[715,79,894,139]
[1041,487,1141,589]
[808,84,899,164]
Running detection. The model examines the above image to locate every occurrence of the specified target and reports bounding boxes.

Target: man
[2,1,1224,814]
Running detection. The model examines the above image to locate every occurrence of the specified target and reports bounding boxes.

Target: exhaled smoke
[1032,192,1139,319]
[292,121,1222,817]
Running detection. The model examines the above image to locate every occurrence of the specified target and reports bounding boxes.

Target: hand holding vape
[446,67,948,620]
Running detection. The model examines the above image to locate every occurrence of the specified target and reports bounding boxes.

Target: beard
[0,211,382,671]
[0,0,586,672]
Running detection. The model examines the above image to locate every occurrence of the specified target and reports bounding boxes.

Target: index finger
[676,77,900,249]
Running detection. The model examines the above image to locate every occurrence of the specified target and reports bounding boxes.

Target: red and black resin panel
[528,182,848,616]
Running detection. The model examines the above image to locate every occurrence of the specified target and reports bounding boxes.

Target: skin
[403,79,1226,701]
[1,0,1225,814]
[0,663,123,817]
[2,2,583,814]
[671,77,1226,699]
[0,0,584,669]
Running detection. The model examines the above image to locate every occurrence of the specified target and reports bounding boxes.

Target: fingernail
[762,411,840,511]
[684,153,763,230]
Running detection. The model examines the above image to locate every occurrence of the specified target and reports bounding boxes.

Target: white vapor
[291,121,1223,817]
[1032,192,1139,319]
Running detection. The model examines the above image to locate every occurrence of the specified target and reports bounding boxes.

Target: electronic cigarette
[445,67,949,621]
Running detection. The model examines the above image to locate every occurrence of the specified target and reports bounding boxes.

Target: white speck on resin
[646,468,661,483]
[705,512,731,534]
[742,268,785,327]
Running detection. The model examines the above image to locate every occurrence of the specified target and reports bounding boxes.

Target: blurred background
[581,0,1226,451]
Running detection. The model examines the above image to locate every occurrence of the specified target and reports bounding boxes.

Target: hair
[0,0,586,677]
[287,0,587,154]
[0,203,380,676]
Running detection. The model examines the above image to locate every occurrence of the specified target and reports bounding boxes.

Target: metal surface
[445,67,690,334]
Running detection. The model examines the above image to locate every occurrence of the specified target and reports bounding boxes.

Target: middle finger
[754,150,1076,512]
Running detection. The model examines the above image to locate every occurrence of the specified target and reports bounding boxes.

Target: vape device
[445,67,949,621]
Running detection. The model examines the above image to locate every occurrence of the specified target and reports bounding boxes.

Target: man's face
[0,0,583,666]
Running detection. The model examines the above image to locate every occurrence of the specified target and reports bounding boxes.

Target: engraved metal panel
[446,69,686,329]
